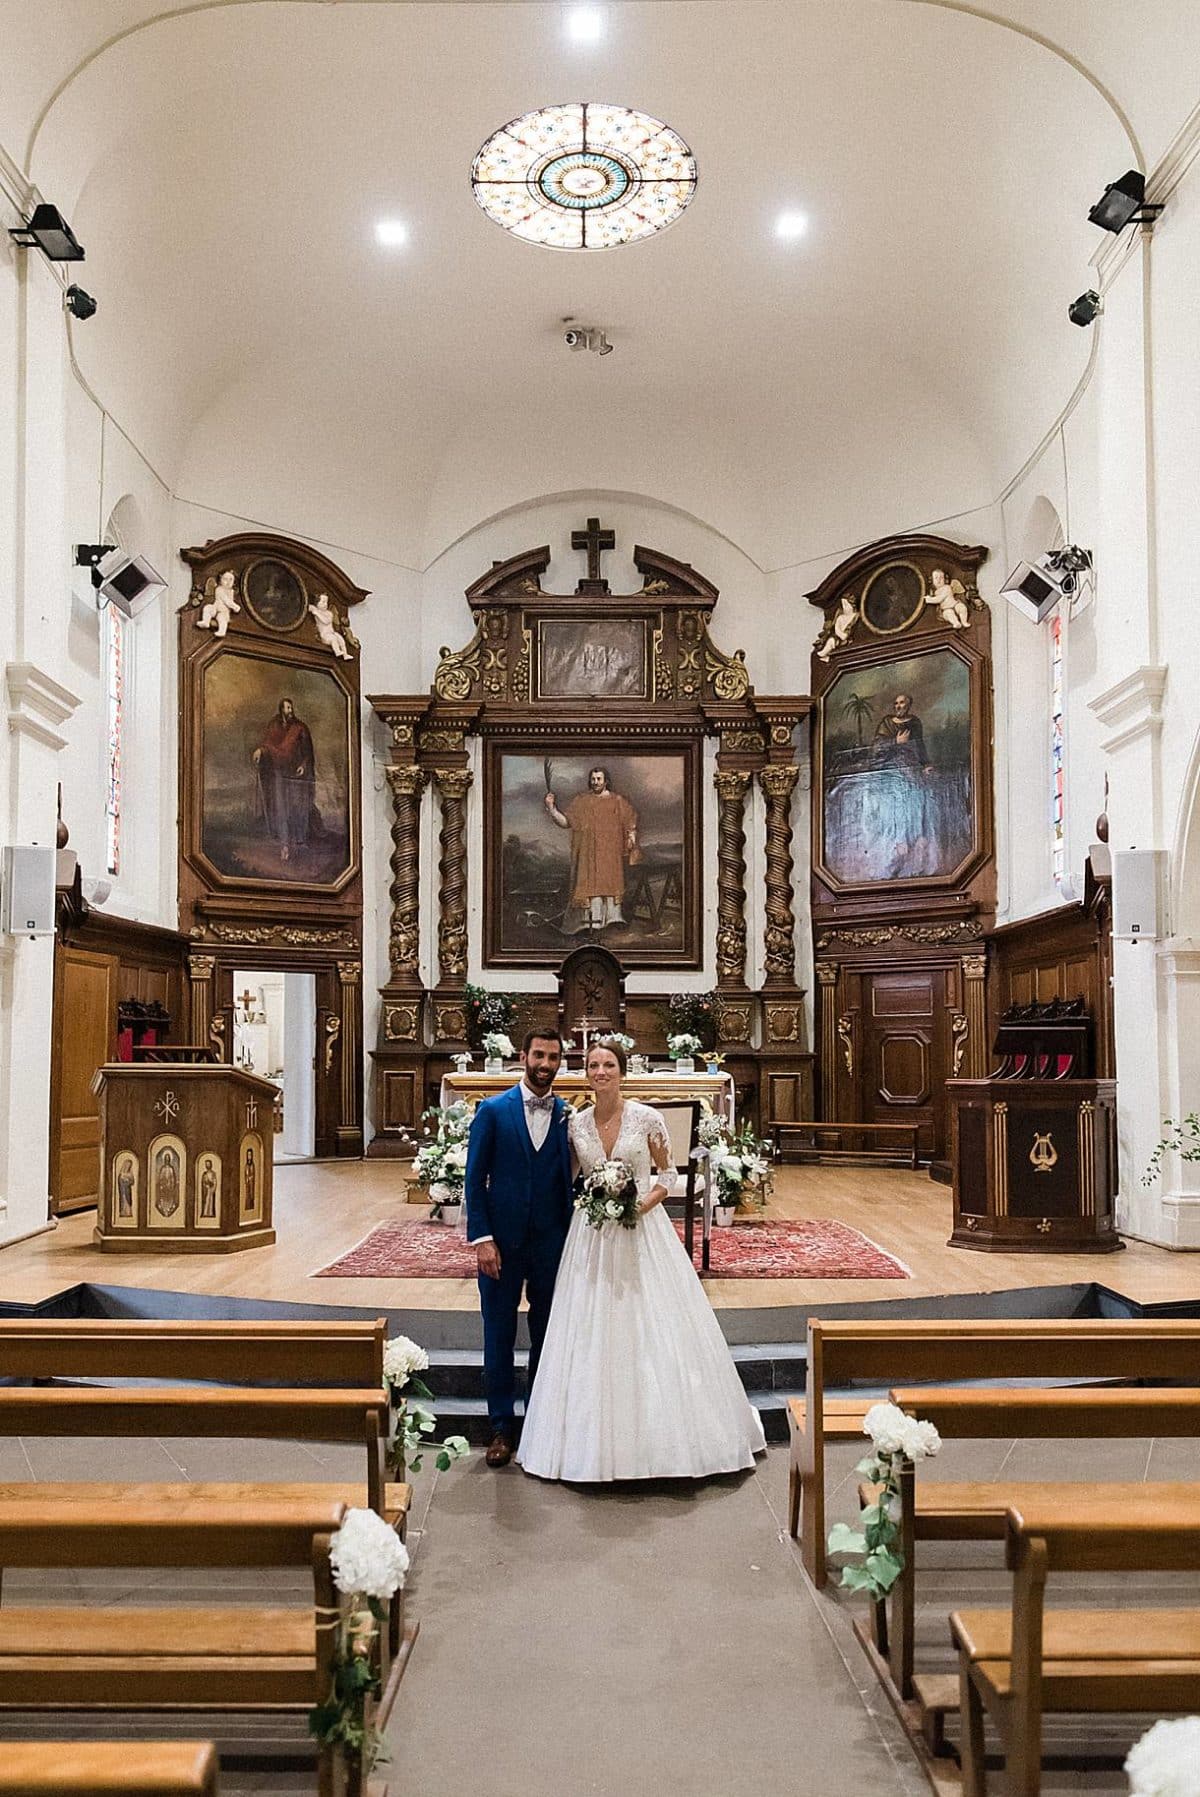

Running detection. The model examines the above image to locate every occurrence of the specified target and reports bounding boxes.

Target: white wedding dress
[518,1100,766,1482]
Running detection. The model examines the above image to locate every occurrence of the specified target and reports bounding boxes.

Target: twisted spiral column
[384,765,427,985]
[434,767,472,984]
[714,768,751,988]
[759,763,800,985]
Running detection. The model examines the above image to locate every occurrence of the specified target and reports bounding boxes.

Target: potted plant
[412,1099,472,1224]
[667,1032,703,1075]
[701,1114,774,1223]
[656,991,724,1053]
[463,983,523,1052]
[482,1030,515,1075]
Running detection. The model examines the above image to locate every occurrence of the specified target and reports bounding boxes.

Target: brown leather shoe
[485,1433,514,1468]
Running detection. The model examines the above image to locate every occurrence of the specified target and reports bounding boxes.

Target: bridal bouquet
[575,1157,640,1230]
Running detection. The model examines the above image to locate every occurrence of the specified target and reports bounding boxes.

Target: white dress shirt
[469,1081,556,1246]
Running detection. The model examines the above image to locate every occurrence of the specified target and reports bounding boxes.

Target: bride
[518,1040,766,1482]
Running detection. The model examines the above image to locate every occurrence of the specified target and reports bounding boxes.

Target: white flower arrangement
[482,1031,515,1060]
[596,1031,635,1053]
[575,1157,640,1230]
[1126,1718,1200,1795]
[413,1099,474,1213]
[310,1509,410,1770]
[701,1115,775,1210]
[827,1405,941,1599]
[382,1333,428,1390]
[330,1506,410,1602]
[381,1332,470,1478]
[667,1032,703,1060]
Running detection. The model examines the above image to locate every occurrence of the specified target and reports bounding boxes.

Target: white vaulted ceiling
[3,1,1198,571]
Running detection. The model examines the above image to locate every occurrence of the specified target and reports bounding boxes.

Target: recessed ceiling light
[375,219,408,248]
[775,211,808,241]
[565,5,604,43]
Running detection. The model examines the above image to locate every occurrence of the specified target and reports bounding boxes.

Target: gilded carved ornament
[950,1011,969,1076]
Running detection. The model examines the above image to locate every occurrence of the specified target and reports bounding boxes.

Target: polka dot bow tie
[525,1094,555,1112]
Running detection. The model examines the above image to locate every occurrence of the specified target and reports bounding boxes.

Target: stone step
[425,1389,794,1448]
[419,1343,807,1402]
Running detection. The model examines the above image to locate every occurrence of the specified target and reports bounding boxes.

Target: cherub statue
[926,568,970,629]
[816,591,860,662]
[196,569,241,637]
[308,592,352,659]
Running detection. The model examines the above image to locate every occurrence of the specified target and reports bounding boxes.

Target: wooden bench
[772,1121,921,1168]
[952,1492,1200,1795]
[0,1493,391,1797]
[877,1386,1200,1719]
[0,1742,218,1793]
[788,1317,1200,1585]
[0,1317,387,1389]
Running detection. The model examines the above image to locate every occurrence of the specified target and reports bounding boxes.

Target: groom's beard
[523,1064,558,1093]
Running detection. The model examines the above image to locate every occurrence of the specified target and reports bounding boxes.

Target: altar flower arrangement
[657,991,723,1052]
[1126,1717,1200,1795]
[827,1402,941,1599]
[413,1100,473,1218]
[667,1032,703,1061]
[595,1031,635,1053]
[575,1157,640,1230]
[308,1506,410,1774]
[482,1030,515,1061]
[382,1332,470,1477]
[463,982,523,1051]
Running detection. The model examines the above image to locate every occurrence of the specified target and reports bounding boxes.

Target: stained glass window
[103,603,124,877]
[471,102,697,250]
[1050,611,1065,888]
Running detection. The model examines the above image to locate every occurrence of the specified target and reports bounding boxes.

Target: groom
[465,1028,573,1467]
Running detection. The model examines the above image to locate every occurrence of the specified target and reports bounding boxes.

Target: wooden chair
[0,1742,219,1794]
[0,1492,392,1797]
[650,1098,702,1266]
[788,1317,1200,1585]
[952,1492,1200,1795]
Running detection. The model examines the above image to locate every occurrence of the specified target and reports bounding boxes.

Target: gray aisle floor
[391,1444,925,1797]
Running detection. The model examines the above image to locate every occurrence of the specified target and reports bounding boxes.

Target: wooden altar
[439,1067,734,1118]
[92,1063,278,1252]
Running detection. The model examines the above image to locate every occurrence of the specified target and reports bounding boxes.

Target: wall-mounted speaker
[1112,848,1168,941]
[0,845,56,937]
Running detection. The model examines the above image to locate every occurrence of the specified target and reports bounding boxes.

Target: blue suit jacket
[464,1084,573,1250]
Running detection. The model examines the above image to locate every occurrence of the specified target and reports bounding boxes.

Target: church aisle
[393,1445,924,1797]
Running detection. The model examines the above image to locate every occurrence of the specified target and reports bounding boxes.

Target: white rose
[899,1417,941,1461]
[604,1199,622,1218]
[329,1507,410,1601]
[383,1334,429,1387]
[1126,1717,1200,1796]
[862,1402,911,1456]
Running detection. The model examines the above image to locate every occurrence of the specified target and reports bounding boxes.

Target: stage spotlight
[8,202,85,261]
[65,285,97,321]
[74,545,168,618]
[1088,170,1162,234]
[1068,289,1101,327]
[1000,547,1093,624]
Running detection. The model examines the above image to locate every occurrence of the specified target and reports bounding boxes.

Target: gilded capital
[714,768,751,804]
[386,764,428,799]
[759,763,799,801]
[434,767,474,803]
[815,960,840,987]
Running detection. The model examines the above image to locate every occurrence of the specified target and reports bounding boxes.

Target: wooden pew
[0,1492,394,1797]
[788,1317,1200,1585]
[0,1317,387,1390]
[0,1742,219,1794]
[952,1491,1200,1796]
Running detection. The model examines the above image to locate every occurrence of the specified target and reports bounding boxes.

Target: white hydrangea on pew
[310,1508,410,1773]
[383,1333,470,1476]
[1126,1716,1200,1795]
[827,1402,941,1599]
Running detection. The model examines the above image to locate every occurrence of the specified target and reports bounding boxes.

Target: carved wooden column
[714,768,751,991]
[816,960,841,1115]
[961,950,989,1078]
[384,763,427,992]
[336,959,362,1152]
[759,763,800,986]
[188,954,215,1050]
[432,766,472,1045]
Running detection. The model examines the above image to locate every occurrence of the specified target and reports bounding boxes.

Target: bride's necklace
[594,1101,626,1161]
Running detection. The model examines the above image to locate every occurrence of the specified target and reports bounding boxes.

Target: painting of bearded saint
[199,653,354,887]
[821,649,974,885]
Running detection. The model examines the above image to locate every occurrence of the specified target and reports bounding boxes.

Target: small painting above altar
[818,645,975,887]
[485,743,700,967]
[196,649,357,890]
[536,618,648,700]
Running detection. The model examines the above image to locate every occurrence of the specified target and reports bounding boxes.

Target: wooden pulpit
[91,1063,277,1253]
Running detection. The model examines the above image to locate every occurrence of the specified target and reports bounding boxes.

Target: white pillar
[1152,941,1200,1248]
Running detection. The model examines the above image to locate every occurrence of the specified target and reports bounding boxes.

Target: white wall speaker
[0,845,57,937]
[1112,848,1169,941]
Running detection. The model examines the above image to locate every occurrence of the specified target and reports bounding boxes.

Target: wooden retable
[439,1068,734,1120]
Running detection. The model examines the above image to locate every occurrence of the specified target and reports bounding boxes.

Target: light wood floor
[3,1161,1199,1311]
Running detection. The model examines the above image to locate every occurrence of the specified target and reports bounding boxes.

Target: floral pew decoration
[827,1401,941,1598]
[309,1506,409,1779]
[1126,1717,1200,1796]
[412,1099,474,1225]
[383,1334,470,1478]
[697,1111,774,1226]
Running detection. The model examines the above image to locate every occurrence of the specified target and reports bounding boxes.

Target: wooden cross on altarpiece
[571,517,615,593]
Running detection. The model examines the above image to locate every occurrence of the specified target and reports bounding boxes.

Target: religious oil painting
[195,1150,222,1230]
[239,1132,264,1223]
[197,649,356,890]
[147,1135,187,1229]
[486,744,700,967]
[110,1149,138,1229]
[861,561,925,636]
[819,647,975,887]
[536,619,648,700]
[243,558,307,632]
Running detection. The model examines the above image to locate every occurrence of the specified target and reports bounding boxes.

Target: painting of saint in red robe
[199,652,355,887]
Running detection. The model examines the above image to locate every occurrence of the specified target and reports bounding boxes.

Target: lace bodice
[569,1100,673,1197]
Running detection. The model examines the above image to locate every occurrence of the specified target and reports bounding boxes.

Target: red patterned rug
[314,1217,910,1280]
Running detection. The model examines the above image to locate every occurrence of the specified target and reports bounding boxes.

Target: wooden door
[860,966,948,1159]
[50,946,118,1213]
